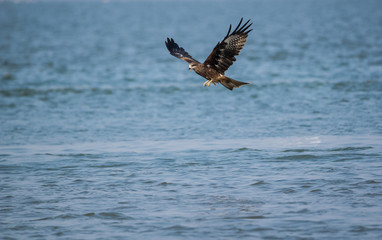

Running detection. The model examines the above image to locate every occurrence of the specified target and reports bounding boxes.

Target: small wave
[0,88,83,97]
[250,180,267,186]
[276,154,319,160]
[350,225,382,233]
[1,135,381,157]
[330,146,373,152]
[163,225,195,231]
[33,214,79,221]
[82,212,134,220]
[240,215,265,219]
[0,87,114,98]
[310,189,322,193]
[90,163,130,168]
[36,153,102,158]
[233,147,261,152]
[283,149,310,153]
[332,80,382,92]
[83,212,95,217]
[158,181,175,186]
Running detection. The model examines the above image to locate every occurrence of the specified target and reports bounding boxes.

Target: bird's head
[188,63,197,71]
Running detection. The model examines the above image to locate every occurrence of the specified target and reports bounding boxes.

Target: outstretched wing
[165,38,200,64]
[203,18,252,74]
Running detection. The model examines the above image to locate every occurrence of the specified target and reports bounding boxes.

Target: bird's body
[165,18,253,90]
[193,64,222,82]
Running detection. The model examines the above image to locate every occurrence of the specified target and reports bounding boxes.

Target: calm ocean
[1,0,382,239]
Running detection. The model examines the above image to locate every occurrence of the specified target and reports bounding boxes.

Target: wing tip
[165,37,171,51]
[165,37,179,51]
[227,18,253,37]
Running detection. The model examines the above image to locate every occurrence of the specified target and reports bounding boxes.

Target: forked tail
[220,77,249,90]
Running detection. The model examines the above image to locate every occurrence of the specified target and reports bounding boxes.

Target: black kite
[165,18,252,90]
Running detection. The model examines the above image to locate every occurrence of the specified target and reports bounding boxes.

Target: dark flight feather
[165,38,200,64]
[204,18,252,74]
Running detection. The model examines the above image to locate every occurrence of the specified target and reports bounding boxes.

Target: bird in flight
[165,18,252,90]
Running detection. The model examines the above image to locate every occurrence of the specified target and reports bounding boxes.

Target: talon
[207,80,215,87]
[203,80,215,87]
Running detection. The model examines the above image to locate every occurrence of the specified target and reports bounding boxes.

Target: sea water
[1,0,382,239]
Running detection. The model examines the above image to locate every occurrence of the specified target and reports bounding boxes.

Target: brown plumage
[165,18,252,90]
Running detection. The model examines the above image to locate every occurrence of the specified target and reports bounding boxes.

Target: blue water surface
[1,0,382,239]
